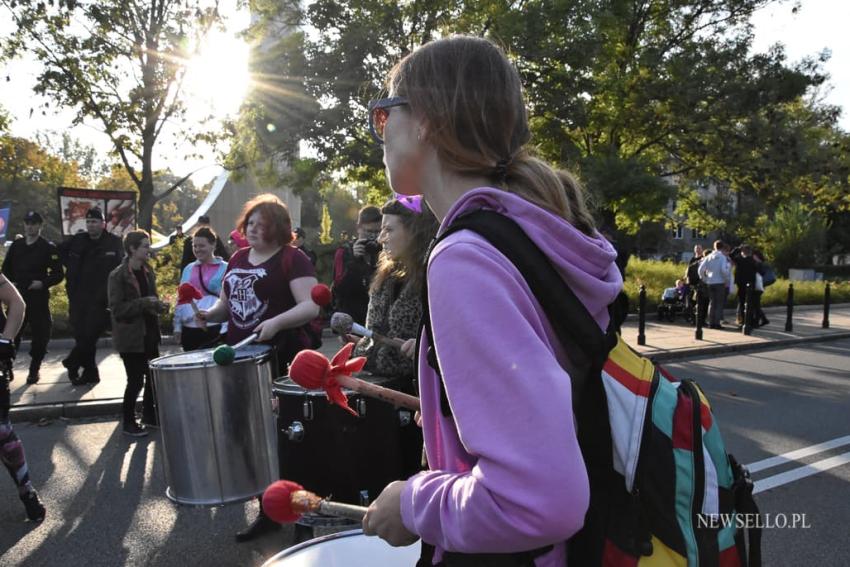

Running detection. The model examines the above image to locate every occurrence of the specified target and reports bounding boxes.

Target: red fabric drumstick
[263,480,368,524]
[177,282,205,327]
[289,344,421,412]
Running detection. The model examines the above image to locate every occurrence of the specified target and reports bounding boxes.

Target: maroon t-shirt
[223,246,315,345]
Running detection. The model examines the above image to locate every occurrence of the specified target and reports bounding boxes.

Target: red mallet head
[289,349,330,390]
[262,480,306,523]
[310,284,332,307]
[177,283,203,304]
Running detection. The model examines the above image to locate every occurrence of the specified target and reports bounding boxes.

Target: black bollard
[638,285,646,346]
[695,286,704,340]
[742,283,753,336]
[823,282,831,329]
[785,284,794,332]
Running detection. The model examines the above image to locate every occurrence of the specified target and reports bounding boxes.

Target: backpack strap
[420,209,618,414]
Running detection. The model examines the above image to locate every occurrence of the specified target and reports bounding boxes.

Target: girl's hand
[400,338,416,359]
[362,481,418,547]
[254,319,280,342]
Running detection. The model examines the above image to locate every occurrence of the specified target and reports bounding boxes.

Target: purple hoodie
[399,187,623,566]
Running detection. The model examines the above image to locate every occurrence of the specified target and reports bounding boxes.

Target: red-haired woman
[199,193,319,541]
[360,37,623,567]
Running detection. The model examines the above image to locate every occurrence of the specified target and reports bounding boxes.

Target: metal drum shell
[150,345,279,506]
[262,529,421,567]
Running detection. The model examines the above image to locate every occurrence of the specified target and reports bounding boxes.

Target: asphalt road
[1,340,848,566]
[666,339,850,567]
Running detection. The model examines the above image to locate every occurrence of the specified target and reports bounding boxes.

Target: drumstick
[330,312,406,350]
[212,333,259,366]
[263,480,367,523]
[289,348,421,412]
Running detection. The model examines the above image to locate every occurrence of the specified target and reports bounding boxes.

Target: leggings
[1,367,33,495]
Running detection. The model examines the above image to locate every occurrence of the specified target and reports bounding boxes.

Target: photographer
[332,205,382,325]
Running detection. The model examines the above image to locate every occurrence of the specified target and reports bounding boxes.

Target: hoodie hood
[440,186,623,325]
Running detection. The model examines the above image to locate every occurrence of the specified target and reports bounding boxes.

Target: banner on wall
[57,187,137,238]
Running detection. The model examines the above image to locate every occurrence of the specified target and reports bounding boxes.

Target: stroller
[657,284,692,323]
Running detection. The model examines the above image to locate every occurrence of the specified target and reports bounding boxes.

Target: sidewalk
[8,304,850,423]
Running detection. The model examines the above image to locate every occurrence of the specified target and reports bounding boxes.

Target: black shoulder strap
[419,209,620,415]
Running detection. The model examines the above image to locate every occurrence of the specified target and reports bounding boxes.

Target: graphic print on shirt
[226,267,269,329]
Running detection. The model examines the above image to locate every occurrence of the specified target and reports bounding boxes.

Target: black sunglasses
[368,96,409,144]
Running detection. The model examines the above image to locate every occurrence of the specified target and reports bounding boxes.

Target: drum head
[262,530,420,567]
[151,344,272,369]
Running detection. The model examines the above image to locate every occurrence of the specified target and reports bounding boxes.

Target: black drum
[273,374,414,506]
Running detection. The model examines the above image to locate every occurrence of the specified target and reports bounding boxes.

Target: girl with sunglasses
[361,36,623,566]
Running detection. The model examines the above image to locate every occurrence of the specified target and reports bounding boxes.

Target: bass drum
[274,374,411,505]
[262,529,420,567]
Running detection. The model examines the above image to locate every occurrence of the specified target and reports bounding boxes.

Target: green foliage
[752,202,829,276]
[235,0,848,235]
[2,0,227,231]
[624,258,850,313]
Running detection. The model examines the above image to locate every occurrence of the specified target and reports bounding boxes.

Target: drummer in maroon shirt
[198,193,319,541]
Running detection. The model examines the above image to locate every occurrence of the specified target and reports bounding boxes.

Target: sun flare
[183,29,251,121]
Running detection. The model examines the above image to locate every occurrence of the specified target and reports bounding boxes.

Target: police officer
[1,211,64,384]
[59,207,123,385]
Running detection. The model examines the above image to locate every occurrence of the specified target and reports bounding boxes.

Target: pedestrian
[697,240,731,329]
[168,225,185,244]
[1,211,64,384]
[107,230,169,437]
[685,244,705,324]
[730,244,763,328]
[349,198,439,477]
[332,206,383,325]
[0,273,47,521]
[197,193,319,541]
[180,215,230,271]
[59,207,123,385]
[360,36,623,566]
[291,227,318,266]
[173,227,228,351]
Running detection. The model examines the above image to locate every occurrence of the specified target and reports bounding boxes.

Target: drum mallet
[289,344,421,412]
[263,480,366,523]
[310,283,332,307]
[177,283,205,327]
[212,333,259,366]
[330,312,406,350]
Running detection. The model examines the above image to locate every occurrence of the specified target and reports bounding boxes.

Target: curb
[647,331,850,363]
[11,332,850,424]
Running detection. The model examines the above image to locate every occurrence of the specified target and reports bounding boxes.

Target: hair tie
[494,158,511,183]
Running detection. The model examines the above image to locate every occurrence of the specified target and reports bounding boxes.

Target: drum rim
[262,529,373,564]
[150,345,273,369]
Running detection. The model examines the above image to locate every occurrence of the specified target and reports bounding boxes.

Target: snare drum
[273,375,408,505]
[149,345,278,506]
[262,529,420,567]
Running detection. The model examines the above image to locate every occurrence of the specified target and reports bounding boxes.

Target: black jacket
[1,236,64,294]
[59,231,124,305]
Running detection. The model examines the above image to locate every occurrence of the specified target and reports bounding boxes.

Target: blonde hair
[388,36,596,236]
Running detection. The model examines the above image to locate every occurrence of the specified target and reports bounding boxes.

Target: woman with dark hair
[198,193,319,541]
[173,226,228,351]
[360,37,623,566]
[108,230,169,438]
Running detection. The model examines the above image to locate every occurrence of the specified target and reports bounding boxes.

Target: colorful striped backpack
[420,210,762,566]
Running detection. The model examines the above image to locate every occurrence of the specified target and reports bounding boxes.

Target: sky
[0,0,848,189]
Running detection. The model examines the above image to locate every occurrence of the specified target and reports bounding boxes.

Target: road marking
[746,435,850,473]
[753,450,850,494]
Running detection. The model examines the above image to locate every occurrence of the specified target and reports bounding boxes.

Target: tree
[319,203,332,244]
[2,0,226,230]
[240,0,846,235]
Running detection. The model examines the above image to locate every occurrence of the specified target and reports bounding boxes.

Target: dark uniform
[1,211,64,383]
[59,210,123,384]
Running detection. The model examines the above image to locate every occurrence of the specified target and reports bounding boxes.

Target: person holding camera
[332,205,383,325]
[108,230,170,438]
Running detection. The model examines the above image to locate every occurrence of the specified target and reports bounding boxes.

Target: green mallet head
[213,344,236,366]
